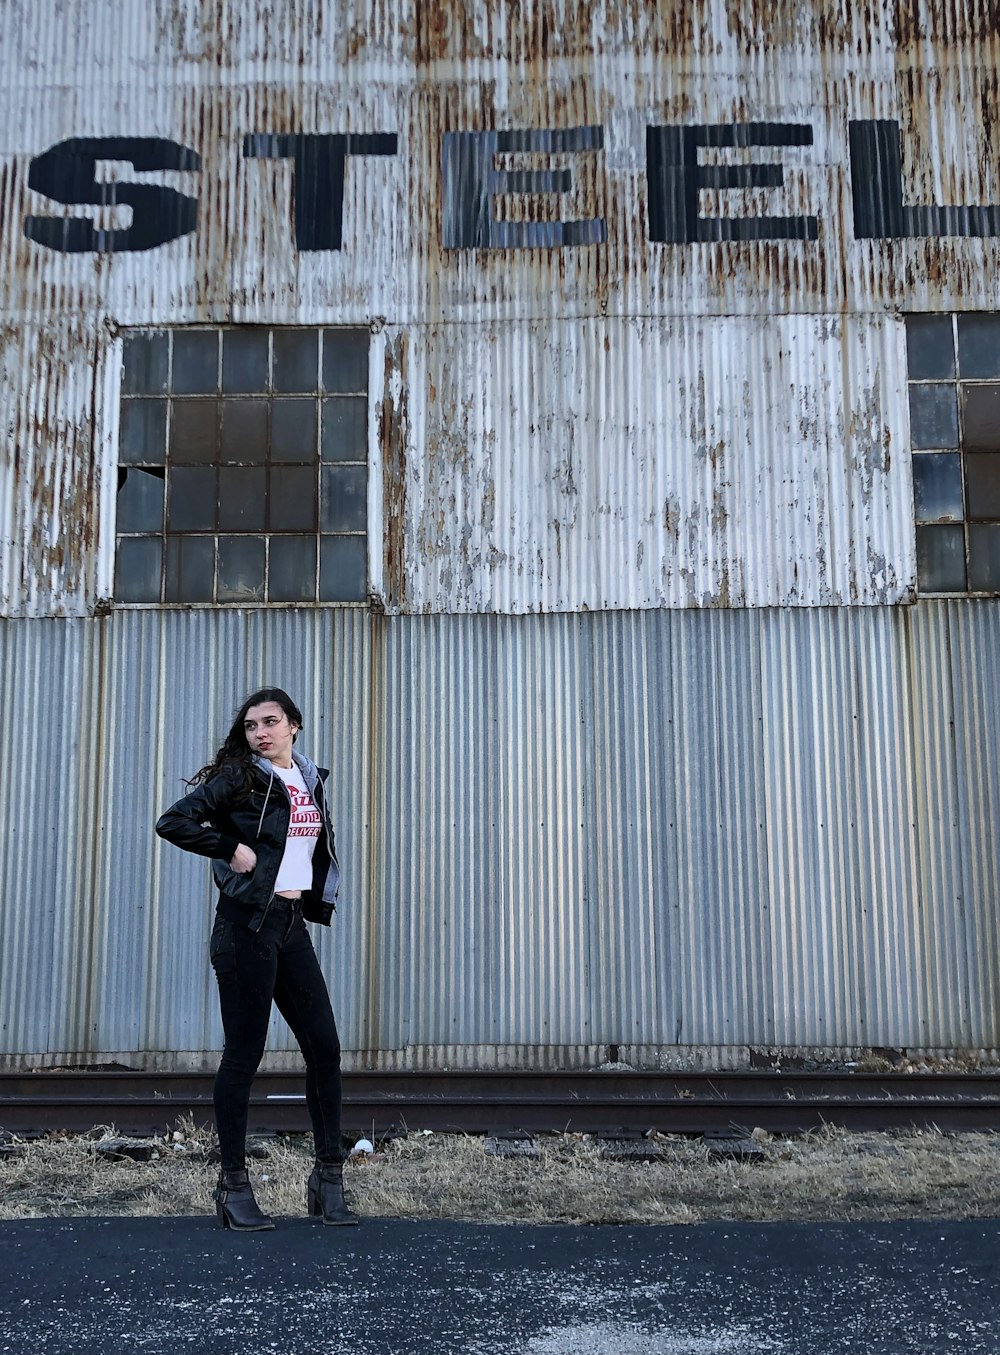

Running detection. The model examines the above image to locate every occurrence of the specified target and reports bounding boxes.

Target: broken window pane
[273,330,319,393]
[322,329,368,393]
[115,537,162,602]
[271,398,318,461]
[172,331,219,395]
[168,467,217,531]
[968,524,1000,591]
[120,399,167,464]
[321,397,367,461]
[220,399,268,464]
[905,315,955,381]
[171,399,220,464]
[269,466,317,531]
[164,535,214,603]
[915,524,966,592]
[268,536,317,602]
[320,465,367,532]
[122,332,168,395]
[319,535,366,601]
[222,329,269,393]
[958,314,1000,380]
[908,383,959,449]
[217,535,266,601]
[218,466,266,531]
[962,384,1000,452]
[912,453,963,524]
[117,467,165,533]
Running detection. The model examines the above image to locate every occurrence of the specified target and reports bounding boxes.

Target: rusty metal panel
[1,1,998,324]
[389,314,914,611]
[0,323,109,618]
[1,1,999,615]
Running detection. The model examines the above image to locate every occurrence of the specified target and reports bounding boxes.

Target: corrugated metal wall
[3,601,999,1068]
[2,3,999,1065]
[2,1,999,613]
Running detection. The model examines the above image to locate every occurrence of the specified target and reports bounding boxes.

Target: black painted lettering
[24,137,200,252]
[441,126,606,249]
[849,119,1000,238]
[243,132,397,251]
[646,123,817,244]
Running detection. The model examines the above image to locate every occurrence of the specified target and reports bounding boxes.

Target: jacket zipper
[252,770,282,933]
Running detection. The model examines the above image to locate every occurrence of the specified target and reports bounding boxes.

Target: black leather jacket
[155,751,341,932]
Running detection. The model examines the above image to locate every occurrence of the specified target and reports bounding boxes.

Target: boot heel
[213,1170,275,1232]
[307,1161,359,1226]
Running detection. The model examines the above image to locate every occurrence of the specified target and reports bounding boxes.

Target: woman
[155,687,357,1231]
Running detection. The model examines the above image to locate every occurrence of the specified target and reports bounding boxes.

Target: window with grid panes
[907,314,1000,593]
[114,327,368,604]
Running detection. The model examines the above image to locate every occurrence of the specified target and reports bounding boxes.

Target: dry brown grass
[2,1120,1000,1225]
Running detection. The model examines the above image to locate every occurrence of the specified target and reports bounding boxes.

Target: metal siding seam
[902,601,971,1045]
[948,600,1000,1046]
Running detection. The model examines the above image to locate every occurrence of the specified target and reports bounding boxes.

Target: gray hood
[252,750,322,795]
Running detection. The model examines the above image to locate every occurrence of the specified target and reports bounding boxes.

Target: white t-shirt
[272,761,323,893]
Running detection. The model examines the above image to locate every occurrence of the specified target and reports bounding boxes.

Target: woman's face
[243,700,298,768]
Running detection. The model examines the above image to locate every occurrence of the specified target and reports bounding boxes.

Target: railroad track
[2,1069,1000,1137]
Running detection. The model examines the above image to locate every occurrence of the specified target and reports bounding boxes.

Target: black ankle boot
[214,1169,275,1231]
[307,1160,359,1226]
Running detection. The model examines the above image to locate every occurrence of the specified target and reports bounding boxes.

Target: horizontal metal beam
[2,1070,999,1137]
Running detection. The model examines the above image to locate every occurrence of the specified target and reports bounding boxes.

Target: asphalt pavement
[1,1215,998,1355]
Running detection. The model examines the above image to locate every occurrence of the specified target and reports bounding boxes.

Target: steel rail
[1,1069,999,1136]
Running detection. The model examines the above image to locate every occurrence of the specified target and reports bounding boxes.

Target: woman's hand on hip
[230,844,257,873]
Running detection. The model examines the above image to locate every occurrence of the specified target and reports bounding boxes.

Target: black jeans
[210,899,343,1172]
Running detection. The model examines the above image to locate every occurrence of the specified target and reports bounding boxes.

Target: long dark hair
[187,687,305,795]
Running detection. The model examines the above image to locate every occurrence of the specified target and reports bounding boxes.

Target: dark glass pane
[222,329,269,393]
[904,315,955,380]
[908,383,958,449]
[319,535,366,601]
[322,329,368,393]
[217,535,266,601]
[117,467,165,533]
[119,399,167,465]
[114,536,162,602]
[168,467,217,530]
[122,332,168,395]
[965,453,1000,521]
[958,315,1000,380]
[172,331,219,395]
[271,398,318,461]
[218,466,266,531]
[962,384,1000,451]
[171,399,220,464]
[915,524,966,592]
[273,330,319,393]
[220,399,268,463]
[164,535,214,603]
[268,536,317,602]
[269,466,317,531]
[320,465,367,532]
[968,525,1000,591]
[912,453,963,523]
[321,396,367,461]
